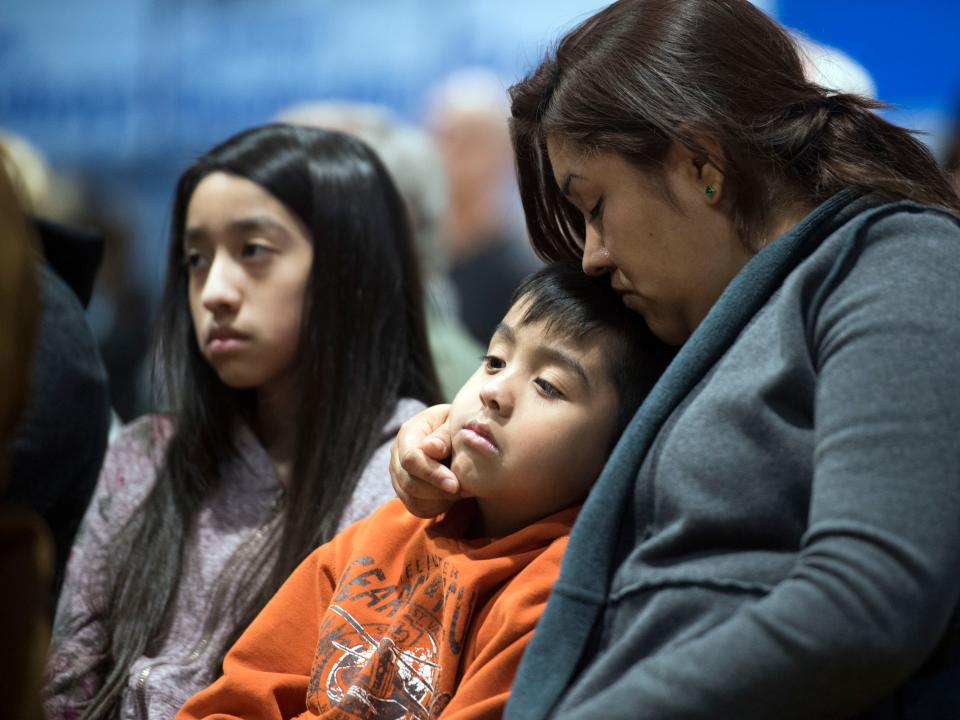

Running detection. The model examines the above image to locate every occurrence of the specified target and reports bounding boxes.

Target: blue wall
[2,0,958,293]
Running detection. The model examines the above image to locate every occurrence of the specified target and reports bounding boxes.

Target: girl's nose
[200,254,242,316]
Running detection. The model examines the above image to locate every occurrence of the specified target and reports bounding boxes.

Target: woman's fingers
[390,404,459,517]
[421,427,452,461]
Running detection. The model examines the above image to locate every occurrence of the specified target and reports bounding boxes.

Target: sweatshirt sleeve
[176,536,343,720]
[441,538,567,720]
[42,416,165,719]
[553,210,960,719]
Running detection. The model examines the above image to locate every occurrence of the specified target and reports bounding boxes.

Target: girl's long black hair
[85,124,441,718]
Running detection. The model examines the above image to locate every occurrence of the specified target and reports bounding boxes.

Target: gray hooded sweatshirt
[43,398,425,720]
[506,193,960,719]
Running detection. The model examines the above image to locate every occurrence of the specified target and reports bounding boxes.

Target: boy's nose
[479,375,513,417]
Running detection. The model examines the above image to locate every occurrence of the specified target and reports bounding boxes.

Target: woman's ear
[669,135,726,205]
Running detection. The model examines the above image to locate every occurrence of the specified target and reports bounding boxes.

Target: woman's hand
[389,404,460,518]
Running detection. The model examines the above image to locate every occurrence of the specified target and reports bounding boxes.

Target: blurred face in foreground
[447,298,620,537]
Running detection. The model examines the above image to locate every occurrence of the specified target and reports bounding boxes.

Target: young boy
[177,262,671,720]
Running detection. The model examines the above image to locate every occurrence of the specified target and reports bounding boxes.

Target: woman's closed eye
[588,197,604,223]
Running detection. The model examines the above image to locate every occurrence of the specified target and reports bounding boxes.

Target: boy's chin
[449,453,496,499]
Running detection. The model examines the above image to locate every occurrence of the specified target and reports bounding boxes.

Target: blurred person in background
[426,67,542,345]
[43,124,441,720]
[82,206,152,424]
[279,100,483,399]
[1,128,153,425]
[0,131,112,604]
[0,150,50,720]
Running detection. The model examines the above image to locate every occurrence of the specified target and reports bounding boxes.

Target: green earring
[705,185,715,199]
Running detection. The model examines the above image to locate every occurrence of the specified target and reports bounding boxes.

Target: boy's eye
[482,354,505,371]
[535,378,564,399]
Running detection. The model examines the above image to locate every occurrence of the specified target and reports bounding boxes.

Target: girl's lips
[460,421,500,455]
[206,328,251,354]
[208,337,249,354]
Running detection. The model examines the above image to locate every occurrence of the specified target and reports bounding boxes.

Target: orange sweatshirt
[177,499,577,720]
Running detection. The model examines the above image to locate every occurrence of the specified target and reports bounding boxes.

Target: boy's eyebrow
[538,345,591,390]
[492,322,516,344]
[495,321,591,390]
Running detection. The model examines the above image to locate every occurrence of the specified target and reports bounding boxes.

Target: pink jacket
[43,399,424,720]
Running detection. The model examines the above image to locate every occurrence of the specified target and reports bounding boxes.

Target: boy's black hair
[512,261,675,440]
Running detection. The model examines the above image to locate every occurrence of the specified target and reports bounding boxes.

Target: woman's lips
[460,421,500,455]
[612,285,644,311]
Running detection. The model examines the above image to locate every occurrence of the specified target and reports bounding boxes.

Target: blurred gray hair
[277,101,450,279]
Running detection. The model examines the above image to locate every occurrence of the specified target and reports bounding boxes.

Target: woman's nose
[479,374,513,417]
[581,225,613,277]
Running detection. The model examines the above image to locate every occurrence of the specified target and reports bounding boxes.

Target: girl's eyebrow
[230,216,291,240]
[184,216,292,245]
[183,226,209,245]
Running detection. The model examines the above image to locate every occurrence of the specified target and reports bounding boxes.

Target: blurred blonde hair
[0,147,39,476]
[0,130,84,222]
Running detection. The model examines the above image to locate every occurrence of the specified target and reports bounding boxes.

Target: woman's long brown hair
[510,0,960,258]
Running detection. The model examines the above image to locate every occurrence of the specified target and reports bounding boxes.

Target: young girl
[43,124,442,720]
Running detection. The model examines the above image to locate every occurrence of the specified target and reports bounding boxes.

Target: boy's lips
[460,420,500,455]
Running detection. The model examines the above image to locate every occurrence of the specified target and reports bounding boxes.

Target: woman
[44,124,442,719]
[390,1,960,718]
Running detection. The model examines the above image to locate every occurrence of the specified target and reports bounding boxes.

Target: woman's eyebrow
[559,173,586,197]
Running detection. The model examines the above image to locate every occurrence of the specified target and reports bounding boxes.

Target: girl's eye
[588,197,604,223]
[241,243,271,259]
[482,354,505,371]
[535,378,564,399]
[184,252,209,272]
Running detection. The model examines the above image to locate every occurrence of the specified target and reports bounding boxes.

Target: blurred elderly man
[425,68,541,345]
[279,101,483,400]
